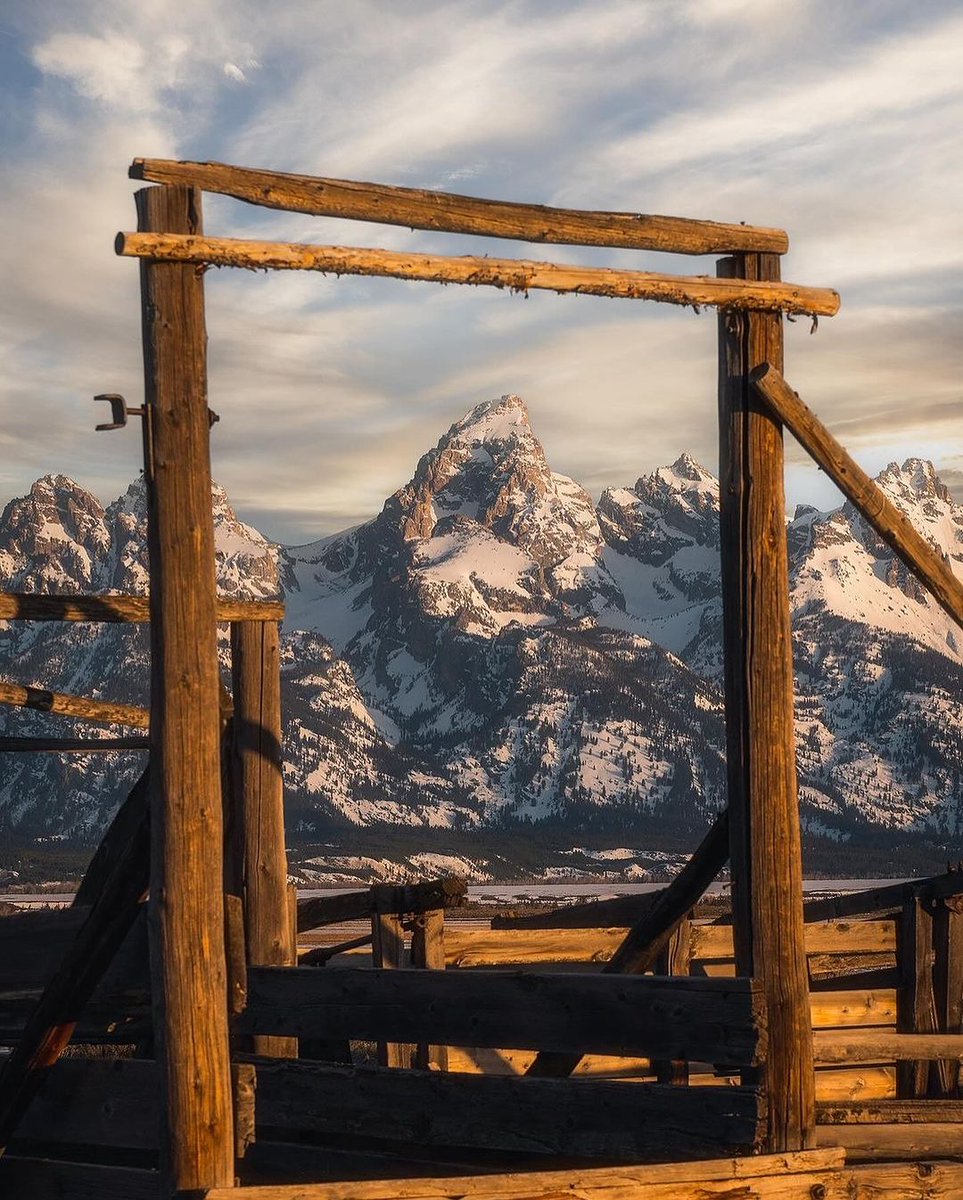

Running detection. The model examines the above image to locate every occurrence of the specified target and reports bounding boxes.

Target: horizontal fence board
[691,919,897,960]
[241,968,763,1066]
[251,1059,764,1161]
[117,233,839,317]
[297,878,466,932]
[0,1156,158,1199]
[131,158,791,256]
[817,1099,963,1124]
[0,906,89,990]
[813,1065,896,1101]
[816,1122,963,1161]
[0,590,284,623]
[442,920,896,967]
[813,1030,963,1065]
[809,989,897,1029]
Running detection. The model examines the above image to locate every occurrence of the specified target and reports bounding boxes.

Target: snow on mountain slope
[2,398,962,853]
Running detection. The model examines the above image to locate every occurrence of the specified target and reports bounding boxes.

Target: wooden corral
[1,158,963,1196]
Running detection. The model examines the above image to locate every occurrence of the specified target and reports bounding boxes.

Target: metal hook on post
[94,393,144,431]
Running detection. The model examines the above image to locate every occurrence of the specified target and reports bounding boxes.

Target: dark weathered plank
[241,968,763,1066]
[932,897,963,1096]
[752,363,963,633]
[251,1059,764,1161]
[0,590,284,622]
[717,253,814,1151]
[130,158,790,255]
[526,810,728,1078]
[117,232,840,316]
[371,895,412,1069]
[0,1156,159,1199]
[813,1030,963,1063]
[0,907,89,991]
[136,182,235,1191]
[296,877,466,931]
[817,1098,963,1123]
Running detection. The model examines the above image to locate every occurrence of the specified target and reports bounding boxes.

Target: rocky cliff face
[2,398,962,860]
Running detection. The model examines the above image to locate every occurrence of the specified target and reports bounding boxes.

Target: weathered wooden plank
[814,1065,896,1101]
[718,252,814,1152]
[249,1059,764,1161]
[0,590,284,623]
[296,877,466,932]
[813,1030,963,1064]
[752,362,963,633]
[0,1156,159,1199]
[0,679,149,728]
[130,158,790,255]
[230,619,297,1059]
[810,989,897,1028]
[136,182,235,1192]
[117,232,840,316]
[817,1098,963,1123]
[817,1123,963,1161]
[932,897,963,1096]
[241,968,763,1065]
[0,907,90,990]
[200,1154,963,1200]
[442,919,896,967]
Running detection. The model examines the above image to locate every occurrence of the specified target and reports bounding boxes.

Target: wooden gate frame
[114,159,848,1190]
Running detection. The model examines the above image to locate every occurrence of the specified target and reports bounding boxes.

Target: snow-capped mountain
[2,395,962,867]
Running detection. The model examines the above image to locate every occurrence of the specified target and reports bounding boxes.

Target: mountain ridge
[2,394,962,879]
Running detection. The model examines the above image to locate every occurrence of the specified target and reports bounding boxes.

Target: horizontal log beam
[116,233,840,316]
[0,736,149,752]
[752,363,963,631]
[816,1098,963,1123]
[442,918,896,967]
[241,967,763,1065]
[0,680,149,728]
[247,1059,764,1162]
[813,1030,963,1064]
[296,877,466,932]
[0,1157,159,1198]
[130,158,790,256]
[0,591,284,623]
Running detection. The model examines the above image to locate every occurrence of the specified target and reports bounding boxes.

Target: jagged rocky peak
[0,474,109,592]
[386,394,600,569]
[599,453,719,565]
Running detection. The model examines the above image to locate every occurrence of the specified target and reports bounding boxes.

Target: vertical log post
[897,892,938,1098]
[137,183,236,1192]
[371,886,413,1069]
[933,896,963,1097]
[654,917,692,1085]
[717,254,815,1151]
[411,908,448,1071]
[230,618,297,1058]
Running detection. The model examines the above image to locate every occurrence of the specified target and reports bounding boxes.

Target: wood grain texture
[897,896,939,1098]
[130,157,790,255]
[117,232,840,315]
[411,908,448,1071]
[230,619,297,1058]
[296,877,466,931]
[249,1059,764,1161]
[752,363,963,632]
[371,899,412,1069]
[0,590,283,622]
[813,1030,963,1064]
[0,679,149,728]
[0,1157,159,1198]
[136,182,234,1191]
[718,253,814,1151]
[241,967,763,1065]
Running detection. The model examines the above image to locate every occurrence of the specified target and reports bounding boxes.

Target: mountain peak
[447,393,532,447]
[877,458,950,504]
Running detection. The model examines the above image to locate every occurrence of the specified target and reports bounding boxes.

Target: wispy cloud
[1,0,960,540]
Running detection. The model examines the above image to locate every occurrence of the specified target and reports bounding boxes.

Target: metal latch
[94,394,144,431]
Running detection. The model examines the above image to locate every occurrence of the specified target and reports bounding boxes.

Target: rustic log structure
[5,157,963,1196]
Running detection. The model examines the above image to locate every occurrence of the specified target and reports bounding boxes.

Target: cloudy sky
[1,0,961,543]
